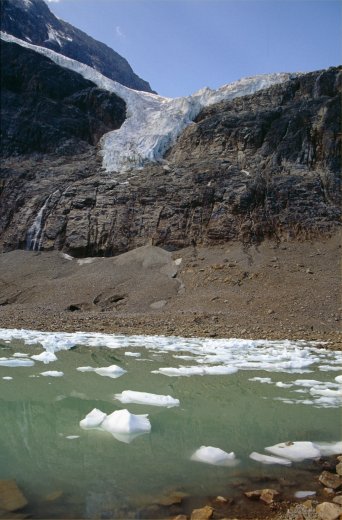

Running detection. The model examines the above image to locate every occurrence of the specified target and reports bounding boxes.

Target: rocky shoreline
[1,455,341,519]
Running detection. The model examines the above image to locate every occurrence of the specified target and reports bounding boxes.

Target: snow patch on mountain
[1,31,299,173]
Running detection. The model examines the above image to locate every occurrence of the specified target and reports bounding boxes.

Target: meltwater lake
[0,329,341,518]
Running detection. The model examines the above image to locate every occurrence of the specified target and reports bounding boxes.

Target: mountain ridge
[0,0,155,92]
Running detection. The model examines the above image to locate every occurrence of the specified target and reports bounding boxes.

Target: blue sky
[46,0,341,97]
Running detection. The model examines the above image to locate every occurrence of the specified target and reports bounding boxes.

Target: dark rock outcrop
[0,0,154,93]
[0,40,126,155]
[0,67,340,256]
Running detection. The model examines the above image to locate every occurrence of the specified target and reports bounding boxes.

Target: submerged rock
[0,480,28,512]
[190,505,213,520]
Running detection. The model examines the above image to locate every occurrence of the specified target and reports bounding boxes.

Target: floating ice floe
[65,435,80,440]
[114,390,179,407]
[249,451,292,466]
[295,491,316,499]
[265,441,321,462]
[0,357,34,367]
[80,408,107,429]
[94,365,126,378]
[40,371,64,377]
[314,441,342,456]
[0,328,340,387]
[76,365,126,378]
[249,377,272,384]
[191,446,239,467]
[13,352,29,357]
[335,375,342,383]
[2,376,13,381]
[152,365,238,377]
[275,382,293,388]
[124,352,141,357]
[80,408,151,443]
[31,351,58,363]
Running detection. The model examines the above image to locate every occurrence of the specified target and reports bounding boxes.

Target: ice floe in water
[114,390,179,407]
[2,376,13,381]
[295,491,316,499]
[80,408,107,429]
[13,352,29,357]
[80,408,151,443]
[0,357,34,367]
[124,352,141,357]
[335,375,342,383]
[102,409,151,437]
[249,377,272,384]
[40,371,64,377]
[0,329,342,384]
[265,441,321,462]
[76,365,126,378]
[249,452,292,466]
[314,441,342,456]
[152,365,238,377]
[191,446,239,467]
[31,351,58,363]
[94,365,126,378]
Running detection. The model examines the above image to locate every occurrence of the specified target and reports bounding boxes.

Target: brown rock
[0,480,28,512]
[215,496,228,503]
[319,471,342,490]
[336,462,342,476]
[332,496,342,505]
[260,488,279,504]
[190,505,213,520]
[156,491,188,506]
[244,488,279,504]
[172,516,188,520]
[316,501,342,520]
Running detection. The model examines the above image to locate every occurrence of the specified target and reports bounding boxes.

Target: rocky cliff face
[0,0,154,93]
[1,41,126,155]
[0,67,340,256]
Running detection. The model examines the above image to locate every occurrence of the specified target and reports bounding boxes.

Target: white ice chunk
[76,366,95,372]
[66,435,80,440]
[152,365,238,377]
[80,408,107,429]
[314,441,342,456]
[249,451,292,465]
[13,352,29,357]
[249,377,272,383]
[275,382,293,388]
[124,352,141,357]
[295,491,316,498]
[191,446,238,466]
[101,409,151,443]
[31,351,57,363]
[40,370,64,377]
[265,441,321,461]
[94,365,126,378]
[310,387,342,397]
[114,390,179,407]
[0,358,34,367]
[2,376,13,380]
[335,375,342,383]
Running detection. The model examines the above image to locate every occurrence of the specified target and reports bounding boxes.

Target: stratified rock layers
[0,67,341,256]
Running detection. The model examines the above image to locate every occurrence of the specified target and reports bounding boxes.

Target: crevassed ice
[1,32,298,173]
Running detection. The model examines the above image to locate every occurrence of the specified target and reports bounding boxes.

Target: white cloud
[115,26,125,39]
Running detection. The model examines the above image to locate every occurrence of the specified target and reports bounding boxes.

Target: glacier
[1,31,298,173]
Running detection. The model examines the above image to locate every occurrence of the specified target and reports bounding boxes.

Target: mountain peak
[0,0,155,92]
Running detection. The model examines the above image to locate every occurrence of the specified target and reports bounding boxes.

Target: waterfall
[26,195,51,251]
